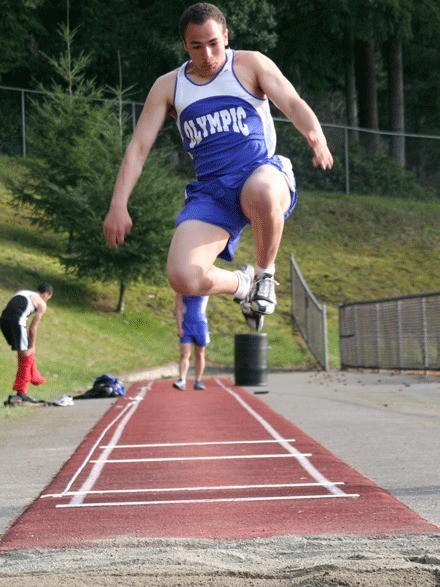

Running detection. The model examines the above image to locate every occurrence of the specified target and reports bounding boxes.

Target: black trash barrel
[234,333,268,386]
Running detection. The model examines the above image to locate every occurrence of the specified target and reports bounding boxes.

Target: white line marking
[67,384,151,505]
[48,378,354,510]
[90,453,312,464]
[216,378,347,497]
[42,482,345,499]
[62,404,133,495]
[101,438,296,449]
[55,493,359,509]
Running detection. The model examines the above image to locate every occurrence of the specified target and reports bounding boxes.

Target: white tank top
[174,49,277,180]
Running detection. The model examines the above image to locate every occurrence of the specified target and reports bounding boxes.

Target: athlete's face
[183,19,228,78]
[40,292,52,302]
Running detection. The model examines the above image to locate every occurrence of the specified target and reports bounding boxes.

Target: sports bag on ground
[75,374,126,399]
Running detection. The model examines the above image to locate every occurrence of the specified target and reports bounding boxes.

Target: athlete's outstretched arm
[103,72,176,248]
[245,52,333,171]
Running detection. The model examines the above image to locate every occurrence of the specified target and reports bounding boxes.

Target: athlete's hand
[103,204,133,248]
[307,131,334,170]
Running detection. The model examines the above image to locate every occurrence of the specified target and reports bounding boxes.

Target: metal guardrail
[290,253,329,371]
[339,291,440,371]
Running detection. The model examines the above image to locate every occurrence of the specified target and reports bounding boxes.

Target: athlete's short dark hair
[179,3,227,41]
[37,282,53,296]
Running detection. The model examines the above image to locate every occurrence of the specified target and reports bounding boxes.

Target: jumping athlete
[103,3,333,330]
[173,293,210,390]
[0,283,53,403]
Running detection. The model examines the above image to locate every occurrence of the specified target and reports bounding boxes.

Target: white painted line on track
[90,453,312,464]
[41,481,345,499]
[216,378,348,497]
[61,404,135,496]
[101,438,297,449]
[64,384,151,506]
[46,378,356,511]
[55,492,359,509]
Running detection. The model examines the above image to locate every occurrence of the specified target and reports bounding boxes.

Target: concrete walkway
[255,370,440,528]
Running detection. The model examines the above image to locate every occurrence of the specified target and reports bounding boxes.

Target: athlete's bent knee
[168,266,207,296]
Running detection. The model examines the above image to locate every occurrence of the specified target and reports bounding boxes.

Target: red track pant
[13,354,46,395]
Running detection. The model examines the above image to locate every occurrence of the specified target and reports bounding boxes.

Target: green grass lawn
[1,154,439,418]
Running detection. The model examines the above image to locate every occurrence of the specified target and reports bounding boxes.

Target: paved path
[256,371,440,527]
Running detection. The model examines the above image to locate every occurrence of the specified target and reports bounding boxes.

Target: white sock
[256,265,275,279]
[234,269,251,300]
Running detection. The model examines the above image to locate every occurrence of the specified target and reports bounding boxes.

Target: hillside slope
[1,155,439,410]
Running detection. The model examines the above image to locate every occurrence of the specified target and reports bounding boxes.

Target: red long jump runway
[1,377,437,550]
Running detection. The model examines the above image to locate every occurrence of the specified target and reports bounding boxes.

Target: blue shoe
[194,380,205,390]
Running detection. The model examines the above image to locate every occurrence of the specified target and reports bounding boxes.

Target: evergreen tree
[8,19,184,310]
[7,20,102,245]
[62,79,183,312]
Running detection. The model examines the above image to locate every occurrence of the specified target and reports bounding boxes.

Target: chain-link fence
[1,85,439,198]
[0,85,144,158]
[275,117,440,199]
[339,292,440,371]
[290,253,329,371]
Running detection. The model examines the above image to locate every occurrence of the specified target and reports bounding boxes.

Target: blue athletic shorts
[180,321,210,347]
[176,155,298,261]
